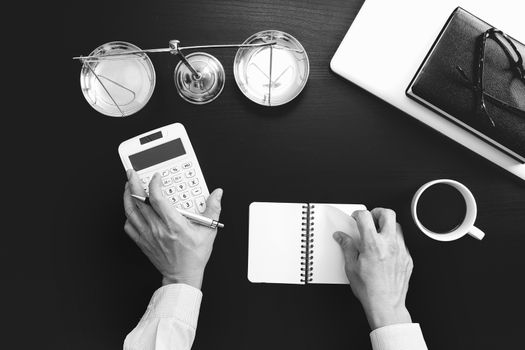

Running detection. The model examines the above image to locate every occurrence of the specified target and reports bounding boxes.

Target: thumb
[202,188,223,221]
[333,231,359,265]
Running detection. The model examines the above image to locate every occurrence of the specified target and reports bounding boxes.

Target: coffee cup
[411,179,485,241]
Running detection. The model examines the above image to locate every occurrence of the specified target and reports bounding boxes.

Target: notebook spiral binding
[300,204,315,283]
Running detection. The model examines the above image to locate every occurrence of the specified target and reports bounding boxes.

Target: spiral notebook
[248,202,366,284]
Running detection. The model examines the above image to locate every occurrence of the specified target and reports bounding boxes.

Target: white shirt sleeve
[370,323,428,350]
[124,283,202,350]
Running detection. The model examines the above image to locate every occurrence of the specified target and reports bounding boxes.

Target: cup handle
[468,226,485,240]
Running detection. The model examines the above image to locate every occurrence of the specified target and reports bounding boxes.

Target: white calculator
[118,123,210,213]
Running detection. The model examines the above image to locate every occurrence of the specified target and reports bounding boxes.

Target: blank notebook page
[311,204,366,284]
[248,202,304,284]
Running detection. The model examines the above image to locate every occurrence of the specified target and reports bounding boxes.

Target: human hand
[123,169,223,290]
[333,208,413,330]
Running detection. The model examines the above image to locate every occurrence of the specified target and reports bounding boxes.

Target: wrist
[364,304,412,330]
[162,273,204,290]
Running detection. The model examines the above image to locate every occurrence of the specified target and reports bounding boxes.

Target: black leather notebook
[407,7,525,163]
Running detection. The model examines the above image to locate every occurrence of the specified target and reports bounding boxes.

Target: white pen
[131,194,224,229]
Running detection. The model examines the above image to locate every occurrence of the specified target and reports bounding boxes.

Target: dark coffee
[416,184,466,233]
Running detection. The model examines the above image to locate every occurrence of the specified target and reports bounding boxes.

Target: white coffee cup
[411,179,485,241]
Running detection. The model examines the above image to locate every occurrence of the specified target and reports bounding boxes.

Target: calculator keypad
[194,196,207,212]
[139,161,206,213]
[164,187,176,196]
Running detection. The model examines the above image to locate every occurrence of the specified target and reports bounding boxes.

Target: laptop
[330,0,525,181]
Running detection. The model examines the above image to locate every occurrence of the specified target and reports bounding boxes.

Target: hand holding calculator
[119,123,210,213]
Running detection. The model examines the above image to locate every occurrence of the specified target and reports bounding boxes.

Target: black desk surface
[55,0,525,348]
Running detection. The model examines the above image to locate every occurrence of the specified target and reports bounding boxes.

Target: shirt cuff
[140,283,203,329]
[370,323,428,350]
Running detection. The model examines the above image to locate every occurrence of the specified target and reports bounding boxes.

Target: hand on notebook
[123,170,223,290]
[333,208,413,330]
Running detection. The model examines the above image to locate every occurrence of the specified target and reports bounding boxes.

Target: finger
[124,219,141,244]
[126,169,146,196]
[396,223,409,252]
[351,210,378,247]
[370,208,396,234]
[124,220,154,254]
[123,182,149,234]
[202,188,223,221]
[148,173,186,230]
[127,169,161,225]
[333,231,359,265]
[398,222,413,296]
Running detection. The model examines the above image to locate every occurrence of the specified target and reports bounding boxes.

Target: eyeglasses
[456,28,525,128]
[74,30,309,117]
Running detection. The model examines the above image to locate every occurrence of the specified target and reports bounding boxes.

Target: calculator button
[141,177,150,184]
[176,203,183,209]
[168,196,178,204]
[195,196,206,213]
[164,186,176,196]
[188,178,199,187]
[172,175,183,183]
[162,178,173,187]
[170,166,181,174]
[185,169,196,178]
[179,191,190,200]
[182,162,192,169]
[191,187,202,196]
[176,183,187,192]
[182,200,193,209]
[161,170,170,177]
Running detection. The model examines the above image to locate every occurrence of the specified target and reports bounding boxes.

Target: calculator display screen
[129,138,186,171]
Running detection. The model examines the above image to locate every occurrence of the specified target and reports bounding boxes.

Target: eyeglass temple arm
[488,29,525,80]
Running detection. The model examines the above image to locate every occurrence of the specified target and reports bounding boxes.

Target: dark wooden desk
[56,0,525,348]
